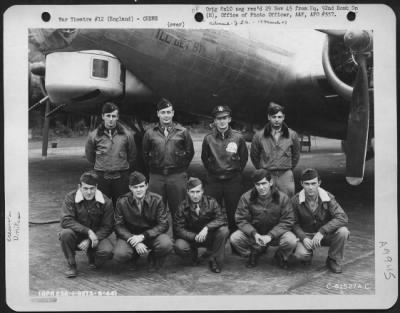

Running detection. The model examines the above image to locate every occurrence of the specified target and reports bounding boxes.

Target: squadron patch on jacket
[226,142,238,153]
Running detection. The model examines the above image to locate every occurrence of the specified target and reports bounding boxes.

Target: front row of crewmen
[60,168,349,278]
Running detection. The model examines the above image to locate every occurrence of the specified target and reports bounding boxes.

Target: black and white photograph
[4,3,397,311]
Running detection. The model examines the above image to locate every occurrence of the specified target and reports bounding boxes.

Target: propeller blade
[316,29,347,37]
[345,53,370,185]
[39,76,48,97]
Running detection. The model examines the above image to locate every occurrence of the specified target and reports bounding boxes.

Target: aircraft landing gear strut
[41,99,51,159]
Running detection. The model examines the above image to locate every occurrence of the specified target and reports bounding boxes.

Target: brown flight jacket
[174,195,228,242]
[142,123,194,173]
[291,187,348,240]
[85,122,136,172]
[201,127,249,179]
[250,122,300,171]
[235,187,295,239]
[60,189,114,240]
[114,191,169,241]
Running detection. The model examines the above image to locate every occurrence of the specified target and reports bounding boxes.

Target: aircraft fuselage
[32,28,350,139]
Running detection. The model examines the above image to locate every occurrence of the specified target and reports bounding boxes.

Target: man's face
[268,111,285,129]
[157,106,174,125]
[129,181,148,200]
[79,182,97,201]
[187,184,204,203]
[301,177,321,198]
[214,115,231,132]
[102,110,119,129]
[254,177,272,197]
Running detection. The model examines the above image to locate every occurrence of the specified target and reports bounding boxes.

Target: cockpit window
[92,58,108,78]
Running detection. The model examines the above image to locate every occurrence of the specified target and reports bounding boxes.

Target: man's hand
[303,237,313,250]
[78,239,90,251]
[135,242,149,256]
[260,234,272,246]
[254,233,266,246]
[88,230,99,248]
[127,234,145,247]
[312,232,324,248]
[195,227,208,243]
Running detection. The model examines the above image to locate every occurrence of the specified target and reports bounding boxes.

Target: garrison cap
[212,105,232,118]
[102,102,119,114]
[186,177,203,190]
[129,171,147,186]
[157,98,173,111]
[80,171,98,186]
[251,169,272,183]
[300,168,320,182]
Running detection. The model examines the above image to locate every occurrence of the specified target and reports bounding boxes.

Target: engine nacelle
[44,50,153,107]
[321,31,373,102]
[45,50,123,105]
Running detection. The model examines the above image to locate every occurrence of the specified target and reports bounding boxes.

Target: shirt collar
[98,122,124,136]
[299,187,330,204]
[75,189,105,204]
[158,123,174,130]
[190,201,201,210]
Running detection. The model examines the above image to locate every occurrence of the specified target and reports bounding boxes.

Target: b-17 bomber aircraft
[28,28,373,185]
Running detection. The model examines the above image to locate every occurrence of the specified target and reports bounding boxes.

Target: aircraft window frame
[91,57,109,80]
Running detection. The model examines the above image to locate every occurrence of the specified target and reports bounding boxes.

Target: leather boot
[148,253,167,273]
[274,250,288,269]
[190,246,200,266]
[209,258,221,273]
[65,263,77,278]
[246,249,259,268]
[326,257,342,273]
[87,251,97,270]
[147,252,156,272]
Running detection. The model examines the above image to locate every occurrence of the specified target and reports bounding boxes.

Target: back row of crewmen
[85,99,300,233]
[60,100,348,277]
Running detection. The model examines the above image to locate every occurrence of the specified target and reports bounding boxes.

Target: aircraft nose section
[29,29,78,52]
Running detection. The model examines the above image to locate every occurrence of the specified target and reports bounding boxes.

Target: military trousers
[59,228,113,266]
[205,174,243,234]
[270,169,295,197]
[230,230,297,260]
[96,170,129,205]
[174,226,230,264]
[148,171,188,218]
[113,234,173,264]
[293,226,350,263]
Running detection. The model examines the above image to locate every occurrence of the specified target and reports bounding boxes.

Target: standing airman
[142,98,194,231]
[201,105,248,233]
[250,102,300,197]
[85,102,136,204]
